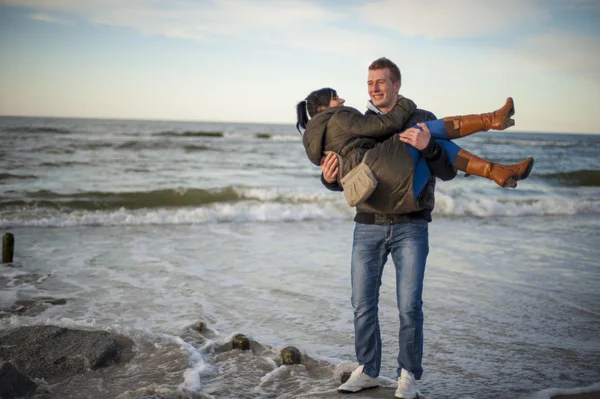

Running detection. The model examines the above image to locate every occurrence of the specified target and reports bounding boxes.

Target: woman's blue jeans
[351,220,429,379]
[409,119,460,199]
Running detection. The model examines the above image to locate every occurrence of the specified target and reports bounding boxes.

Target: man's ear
[394,81,401,93]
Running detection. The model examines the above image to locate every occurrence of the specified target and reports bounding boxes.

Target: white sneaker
[337,365,379,393]
[395,368,421,399]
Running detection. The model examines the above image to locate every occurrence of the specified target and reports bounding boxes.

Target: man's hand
[399,123,431,150]
[320,152,339,183]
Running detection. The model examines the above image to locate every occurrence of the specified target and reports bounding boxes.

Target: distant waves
[540,170,600,187]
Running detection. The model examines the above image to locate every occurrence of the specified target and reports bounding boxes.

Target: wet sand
[552,392,600,399]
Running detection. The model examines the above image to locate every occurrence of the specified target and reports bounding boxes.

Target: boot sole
[501,97,515,129]
[520,158,534,180]
[502,158,534,188]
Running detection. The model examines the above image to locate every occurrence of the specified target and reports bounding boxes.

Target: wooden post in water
[2,233,14,263]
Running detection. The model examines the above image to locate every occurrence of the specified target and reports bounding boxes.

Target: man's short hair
[369,57,401,84]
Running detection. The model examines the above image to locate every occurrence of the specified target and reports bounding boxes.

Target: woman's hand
[399,123,431,150]
[320,152,339,183]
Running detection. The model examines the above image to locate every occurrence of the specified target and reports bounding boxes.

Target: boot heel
[503,177,517,188]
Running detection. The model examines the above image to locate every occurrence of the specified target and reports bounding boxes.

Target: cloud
[0,0,400,59]
[514,31,600,82]
[29,12,72,24]
[354,0,551,39]
[3,0,600,80]
[1,1,363,52]
[2,0,339,39]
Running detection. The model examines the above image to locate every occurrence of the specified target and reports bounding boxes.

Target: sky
[0,0,599,134]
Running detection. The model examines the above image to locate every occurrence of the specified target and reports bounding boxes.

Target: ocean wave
[0,201,352,227]
[1,187,241,211]
[0,173,38,181]
[115,140,206,151]
[271,134,302,142]
[0,187,335,212]
[39,161,90,168]
[154,131,224,138]
[481,138,578,147]
[2,127,72,134]
[540,170,600,187]
[1,189,599,227]
[183,144,211,152]
[434,193,600,218]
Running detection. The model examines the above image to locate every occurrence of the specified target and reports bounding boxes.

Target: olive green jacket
[302,97,424,214]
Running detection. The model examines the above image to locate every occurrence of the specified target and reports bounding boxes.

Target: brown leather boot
[454,149,534,188]
[443,98,515,139]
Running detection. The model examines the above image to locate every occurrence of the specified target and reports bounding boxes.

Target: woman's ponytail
[296,100,309,134]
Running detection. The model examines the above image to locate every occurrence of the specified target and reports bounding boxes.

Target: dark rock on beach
[0,297,67,319]
[0,325,119,380]
[0,361,38,399]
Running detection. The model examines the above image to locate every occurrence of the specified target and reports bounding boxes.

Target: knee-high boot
[443,98,515,139]
[454,149,534,188]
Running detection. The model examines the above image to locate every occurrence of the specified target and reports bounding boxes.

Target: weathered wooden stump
[280,346,302,365]
[2,233,14,263]
[232,334,250,350]
[192,321,205,332]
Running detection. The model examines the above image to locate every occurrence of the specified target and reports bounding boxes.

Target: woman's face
[328,95,345,108]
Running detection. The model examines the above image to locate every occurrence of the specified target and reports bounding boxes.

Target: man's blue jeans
[351,220,429,379]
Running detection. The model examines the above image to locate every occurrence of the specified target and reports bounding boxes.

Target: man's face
[367,68,400,112]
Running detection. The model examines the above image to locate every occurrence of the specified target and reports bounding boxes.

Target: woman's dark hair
[296,87,337,133]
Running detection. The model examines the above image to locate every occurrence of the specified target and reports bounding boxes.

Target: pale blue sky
[1,0,599,134]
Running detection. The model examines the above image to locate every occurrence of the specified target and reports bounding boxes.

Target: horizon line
[0,113,598,136]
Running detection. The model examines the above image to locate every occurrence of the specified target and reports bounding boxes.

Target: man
[321,57,456,399]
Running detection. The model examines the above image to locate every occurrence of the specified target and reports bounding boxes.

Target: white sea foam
[173,335,207,392]
[2,192,600,227]
[484,138,578,147]
[529,382,600,399]
[433,192,600,218]
[271,134,302,142]
[234,186,337,203]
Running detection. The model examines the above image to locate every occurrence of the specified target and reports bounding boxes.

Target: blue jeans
[351,220,429,379]
[409,119,461,199]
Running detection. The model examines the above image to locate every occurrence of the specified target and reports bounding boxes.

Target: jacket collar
[366,100,383,115]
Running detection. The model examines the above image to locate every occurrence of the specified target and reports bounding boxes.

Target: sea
[1,115,599,399]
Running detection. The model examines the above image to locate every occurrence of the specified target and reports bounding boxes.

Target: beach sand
[552,392,600,399]
[295,390,600,399]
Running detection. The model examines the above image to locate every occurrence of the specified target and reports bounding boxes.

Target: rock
[280,346,302,365]
[192,321,205,332]
[232,334,250,350]
[115,383,211,399]
[0,325,118,379]
[0,296,67,319]
[112,333,136,364]
[0,361,37,399]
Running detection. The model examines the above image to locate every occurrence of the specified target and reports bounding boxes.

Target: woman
[297,87,534,214]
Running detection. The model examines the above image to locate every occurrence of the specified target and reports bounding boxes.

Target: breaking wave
[1,187,600,227]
